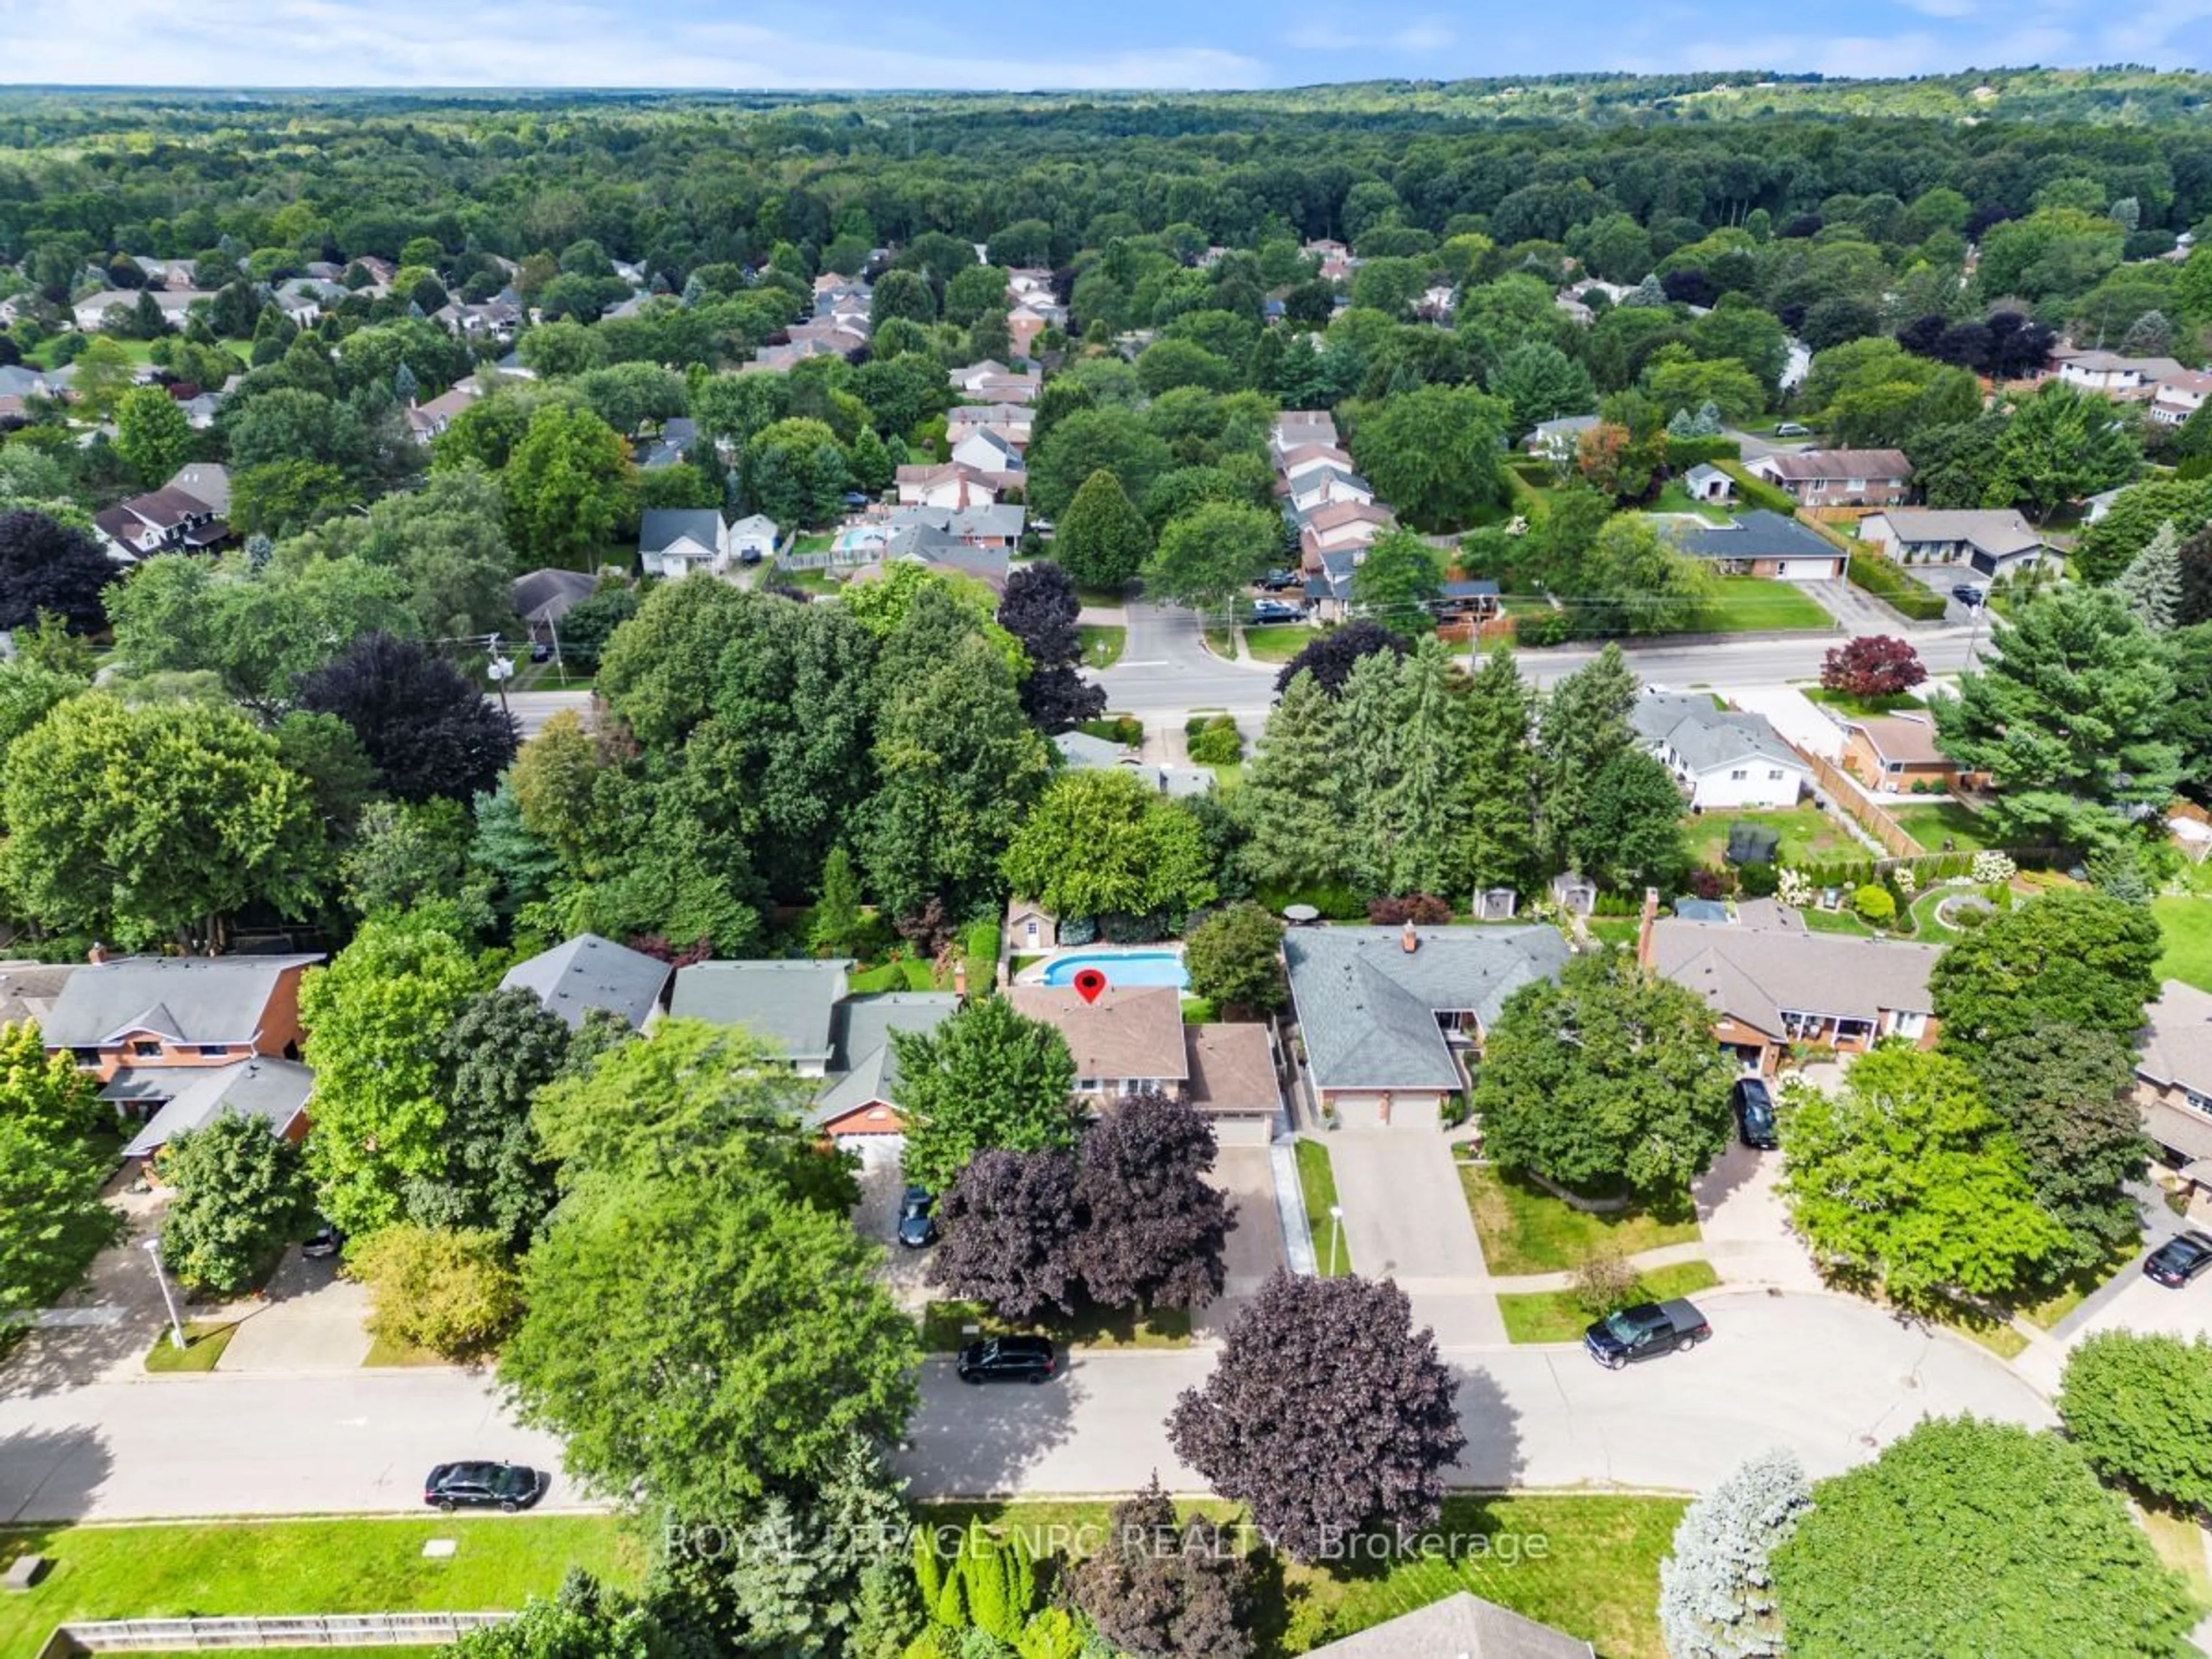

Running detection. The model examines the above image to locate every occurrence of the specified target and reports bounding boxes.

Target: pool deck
[1017,944,1189,988]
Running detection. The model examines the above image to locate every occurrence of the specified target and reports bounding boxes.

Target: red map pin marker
[1073,967,1108,1005]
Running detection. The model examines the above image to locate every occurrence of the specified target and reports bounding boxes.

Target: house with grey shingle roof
[1308,1588,1592,1658]
[808,991,961,1138]
[1630,692,1809,810]
[123,1057,315,1160]
[1669,511,1848,580]
[1282,923,1570,1129]
[2136,979,2212,1192]
[669,960,854,1076]
[499,933,671,1032]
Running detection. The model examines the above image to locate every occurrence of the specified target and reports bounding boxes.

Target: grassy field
[1497,1262,1721,1343]
[919,1299,1191,1351]
[927,1493,1684,1658]
[1075,624,1126,669]
[1892,800,2000,853]
[1459,1164,1700,1277]
[0,1516,638,1654]
[1242,625,1312,663]
[2154,870,2212,993]
[1296,1139,1353,1277]
[1685,577,1836,634]
[143,1319,237,1373]
[1802,687,1922,719]
[1683,804,1858,870]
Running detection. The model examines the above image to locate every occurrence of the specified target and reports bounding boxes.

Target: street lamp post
[485,634,514,722]
[1327,1204,1345,1278]
[142,1237,185,1351]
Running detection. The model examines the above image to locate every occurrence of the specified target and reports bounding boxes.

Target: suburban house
[1841,713,1964,793]
[806,991,962,1141]
[499,933,671,1032]
[1308,1590,1592,1659]
[164,463,232,518]
[1671,511,1850,581]
[2135,979,2212,1194]
[638,508,729,578]
[1297,499,1397,565]
[93,486,229,562]
[512,568,601,641]
[1856,509,2053,581]
[124,1057,316,1161]
[1282,923,1571,1130]
[637,416,699,470]
[1272,411,1340,454]
[946,404,1033,449]
[2150,369,2212,426]
[895,462,1003,509]
[885,502,1027,551]
[2049,346,2185,396]
[71,287,205,332]
[1524,413,1600,459]
[1051,728,1214,796]
[1278,443,1361,483]
[1744,449,1913,507]
[1284,464,1376,517]
[404,383,483,443]
[1640,897,1940,1074]
[947,361,1040,403]
[41,951,323,1131]
[671,960,853,1077]
[1001,985,1283,1143]
[1680,462,1734,504]
[1631,692,1810,810]
[950,426,1026,479]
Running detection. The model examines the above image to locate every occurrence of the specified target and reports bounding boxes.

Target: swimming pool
[1038,949,1190,990]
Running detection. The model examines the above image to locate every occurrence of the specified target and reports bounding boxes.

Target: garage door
[1208,1112,1278,1147]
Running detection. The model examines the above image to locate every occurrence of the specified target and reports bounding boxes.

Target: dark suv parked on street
[956,1335,1057,1384]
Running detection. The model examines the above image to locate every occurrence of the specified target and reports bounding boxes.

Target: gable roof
[499,933,671,1032]
[43,955,323,1050]
[1849,713,1946,766]
[1752,448,1912,483]
[1002,985,1190,1084]
[809,991,961,1126]
[121,1057,315,1160]
[669,960,852,1066]
[2139,979,2212,1097]
[164,463,232,516]
[511,568,600,627]
[1053,730,1131,769]
[1282,926,1571,1092]
[1671,510,1843,563]
[638,508,724,557]
[1631,693,1805,778]
[1868,509,2042,558]
[0,960,77,1031]
[1308,1589,1592,1658]
[1183,1023,1280,1115]
[1646,917,1938,1036]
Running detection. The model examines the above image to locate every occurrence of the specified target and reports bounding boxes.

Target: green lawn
[1180,996,1217,1024]
[1458,1164,1700,1276]
[930,1494,1683,1658]
[1585,917,1639,950]
[1929,1297,2028,1359]
[1802,687,1922,719]
[2154,884,2212,994]
[918,1299,1191,1352]
[1800,905,1875,936]
[1892,800,2000,853]
[763,559,844,596]
[363,1333,448,1368]
[1075,624,1126,669]
[1683,805,1857,870]
[2141,1507,2212,1609]
[1242,624,1313,664]
[1202,624,1236,658]
[1685,577,1836,634]
[0,1517,638,1654]
[1297,1139,1353,1277]
[143,1319,237,1373]
[849,957,937,993]
[787,532,835,555]
[1497,1262,1721,1343]
[1649,481,1732,522]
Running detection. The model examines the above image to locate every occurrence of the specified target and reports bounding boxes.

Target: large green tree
[1339,638,1471,898]
[1968,1024,2146,1270]
[1234,670,1349,893]
[1458,646,1538,891]
[1932,587,2179,851]
[1052,469,1152,594]
[2058,1332,2212,1513]
[1931,887,2164,1051]
[1474,952,1732,1198]
[1001,768,1216,922]
[113,385,195,487]
[1346,383,1510,531]
[1986,381,2142,522]
[1144,502,1280,616]
[1533,644,1639,870]
[157,1111,314,1296]
[1778,1046,2068,1308]
[0,694,324,950]
[300,910,482,1237]
[893,996,1081,1193]
[0,1022,121,1313]
[1349,528,1443,624]
[501,403,636,567]
[1770,1417,2192,1657]
[1569,751,1692,893]
[1183,900,1287,1015]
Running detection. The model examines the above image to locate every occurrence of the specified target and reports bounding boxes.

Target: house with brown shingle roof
[1745,448,1914,506]
[1840,713,1961,793]
[1003,985,1189,1100]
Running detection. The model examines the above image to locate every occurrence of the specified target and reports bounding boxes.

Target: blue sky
[2,0,2210,87]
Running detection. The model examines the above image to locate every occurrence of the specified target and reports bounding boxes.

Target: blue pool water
[1039,950,1190,990]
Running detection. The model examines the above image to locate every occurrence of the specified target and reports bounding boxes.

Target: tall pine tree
[1236,669,1349,891]
[1459,645,1538,891]
[1534,643,1639,870]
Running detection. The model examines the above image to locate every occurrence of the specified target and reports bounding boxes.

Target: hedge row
[1664,435,1743,467]
[1714,460,1800,516]
[1846,548,1948,620]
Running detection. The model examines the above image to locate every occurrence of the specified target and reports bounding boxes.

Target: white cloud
[0,0,1267,89]
[1284,16,1456,53]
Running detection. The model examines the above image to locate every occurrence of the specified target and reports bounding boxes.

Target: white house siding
[1684,762,1807,811]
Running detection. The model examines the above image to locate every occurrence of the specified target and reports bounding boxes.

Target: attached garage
[1185,1022,1286,1147]
[1327,1090,1445,1132]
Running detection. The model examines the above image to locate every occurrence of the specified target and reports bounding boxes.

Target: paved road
[892,1288,2053,1499]
[505,688,594,740]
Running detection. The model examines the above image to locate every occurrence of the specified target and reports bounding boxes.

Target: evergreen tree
[1236,669,1349,891]
[2114,522,2181,632]
[1657,1449,1812,1659]
[1534,644,1639,870]
[809,846,865,957]
[1365,637,1471,897]
[1458,646,1538,891]
[1053,468,1152,594]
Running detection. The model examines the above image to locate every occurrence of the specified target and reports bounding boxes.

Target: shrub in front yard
[1571,1247,1642,1316]
[354,1224,522,1362]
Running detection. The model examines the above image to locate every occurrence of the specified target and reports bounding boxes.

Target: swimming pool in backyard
[1037,949,1191,990]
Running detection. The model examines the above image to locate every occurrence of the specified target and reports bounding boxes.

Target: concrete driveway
[1325,1133,1505,1346]
[850,1139,934,1309]
[212,1250,373,1375]
[1200,1145,1284,1337]
[1693,1139,1821,1291]
[892,1287,2053,1499]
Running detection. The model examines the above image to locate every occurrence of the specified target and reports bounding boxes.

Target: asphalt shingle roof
[43,955,322,1050]
[2139,979,2212,1097]
[1631,692,1805,777]
[1646,917,1938,1036]
[120,1058,314,1159]
[499,933,671,1032]
[669,960,852,1065]
[1672,511,1844,563]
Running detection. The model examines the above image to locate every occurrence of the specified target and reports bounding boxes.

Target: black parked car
[1257,569,1303,592]
[424,1461,547,1512]
[897,1186,937,1249]
[2143,1232,2212,1288]
[1584,1300,1711,1369]
[956,1335,1057,1384]
[1731,1078,1779,1151]
[301,1222,344,1259]
[1249,599,1306,625]
[1950,583,1987,607]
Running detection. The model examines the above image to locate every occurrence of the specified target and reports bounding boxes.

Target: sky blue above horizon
[6,0,2212,92]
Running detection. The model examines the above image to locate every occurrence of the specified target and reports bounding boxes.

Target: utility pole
[485,634,514,721]
[143,1237,185,1351]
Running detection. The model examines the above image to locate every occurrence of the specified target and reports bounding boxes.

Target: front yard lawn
[2153,887,2212,994]
[1497,1262,1721,1343]
[1685,577,1835,634]
[0,1517,638,1654]
[1683,804,1857,870]
[930,1493,1684,1658]
[2141,1507,2212,1608]
[1459,1164,1699,1276]
[1802,686,1922,719]
[1075,624,1125,669]
[143,1319,237,1373]
[1892,800,2000,853]
[919,1299,1192,1352]
[1242,624,1313,663]
[1297,1139,1353,1277]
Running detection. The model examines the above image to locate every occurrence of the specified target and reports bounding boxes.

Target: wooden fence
[39,1612,513,1654]
[1791,745,1919,858]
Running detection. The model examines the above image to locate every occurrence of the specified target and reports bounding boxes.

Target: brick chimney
[1637,888,1660,967]
[953,958,968,1000]
[1400,918,1418,954]
[87,941,108,965]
